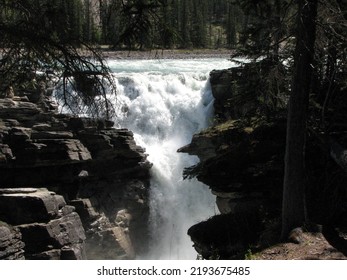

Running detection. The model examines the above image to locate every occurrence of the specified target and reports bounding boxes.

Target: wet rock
[77,179,150,258]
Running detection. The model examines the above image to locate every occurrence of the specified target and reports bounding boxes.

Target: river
[108,58,234,259]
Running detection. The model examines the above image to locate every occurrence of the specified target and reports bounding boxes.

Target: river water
[108,58,234,259]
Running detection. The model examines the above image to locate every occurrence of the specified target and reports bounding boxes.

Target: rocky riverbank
[101,48,233,60]
[0,88,152,259]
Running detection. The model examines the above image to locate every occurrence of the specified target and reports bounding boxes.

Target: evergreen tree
[180,0,192,48]
[0,0,115,118]
[191,0,207,48]
[281,0,318,239]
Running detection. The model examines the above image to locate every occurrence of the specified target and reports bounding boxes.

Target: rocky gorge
[1,60,346,261]
[0,89,151,259]
[180,64,347,260]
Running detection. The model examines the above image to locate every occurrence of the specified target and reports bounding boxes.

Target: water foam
[109,58,233,259]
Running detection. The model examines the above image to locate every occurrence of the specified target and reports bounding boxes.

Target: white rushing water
[108,58,234,259]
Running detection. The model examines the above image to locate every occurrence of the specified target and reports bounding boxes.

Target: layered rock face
[179,68,287,259]
[0,188,85,260]
[0,222,25,260]
[0,95,151,259]
[179,119,285,216]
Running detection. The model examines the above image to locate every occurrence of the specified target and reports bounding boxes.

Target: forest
[0,0,347,260]
[0,0,248,49]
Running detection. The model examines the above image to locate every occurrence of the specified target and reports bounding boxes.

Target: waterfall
[108,58,233,259]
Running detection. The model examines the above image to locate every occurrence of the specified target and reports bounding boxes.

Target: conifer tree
[281,0,318,239]
[0,0,115,118]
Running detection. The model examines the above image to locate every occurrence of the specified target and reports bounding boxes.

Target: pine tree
[180,0,192,48]
[0,0,115,118]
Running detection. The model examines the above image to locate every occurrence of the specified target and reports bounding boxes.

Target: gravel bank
[102,49,233,60]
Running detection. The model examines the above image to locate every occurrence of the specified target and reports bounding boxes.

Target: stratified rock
[69,199,135,259]
[18,212,86,259]
[0,223,25,260]
[179,113,287,259]
[79,129,147,161]
[178,120,245,162]
[76,179,150,258]
[179,119,286,195]
[31,130,74,140]
[0,188,64,224]
[0,94,151,260]
[0,99,42,122]
[0,188,86,260]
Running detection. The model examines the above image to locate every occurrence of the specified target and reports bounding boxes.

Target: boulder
[188,211,262,259]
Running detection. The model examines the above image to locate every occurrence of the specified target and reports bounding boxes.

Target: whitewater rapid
[108,58,234,259]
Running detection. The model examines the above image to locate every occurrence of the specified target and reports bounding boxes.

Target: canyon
[1,59,346,260]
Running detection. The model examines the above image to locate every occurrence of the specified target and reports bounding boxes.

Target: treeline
[98,0,245,49]
[0,0,245,49]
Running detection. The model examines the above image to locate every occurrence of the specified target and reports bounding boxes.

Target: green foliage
[0,0,116,119]
[220,59,289,121]
[244,249,256,260]
[96,0,248,49]
[231,0,347,135]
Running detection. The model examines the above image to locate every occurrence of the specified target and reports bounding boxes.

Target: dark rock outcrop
[0,95,152,259]
[0,188,85,260]
[0,222,25,260]
[209,66,255,121]
[188,211,263,259]
[210,59,287,122]
[179,118,286,259]
[179,67,287,259]
[179,119,286,215]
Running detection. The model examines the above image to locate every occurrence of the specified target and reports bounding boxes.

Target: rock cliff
[181,66,347,259]
[0,93,152,259]
[179,67,287,259]
[179,118,285,214]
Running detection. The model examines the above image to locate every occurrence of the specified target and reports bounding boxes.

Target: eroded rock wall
[179,67,287,259]
[0,95,152,259]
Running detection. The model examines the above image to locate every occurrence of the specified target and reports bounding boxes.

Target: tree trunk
[281,0,318,239]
